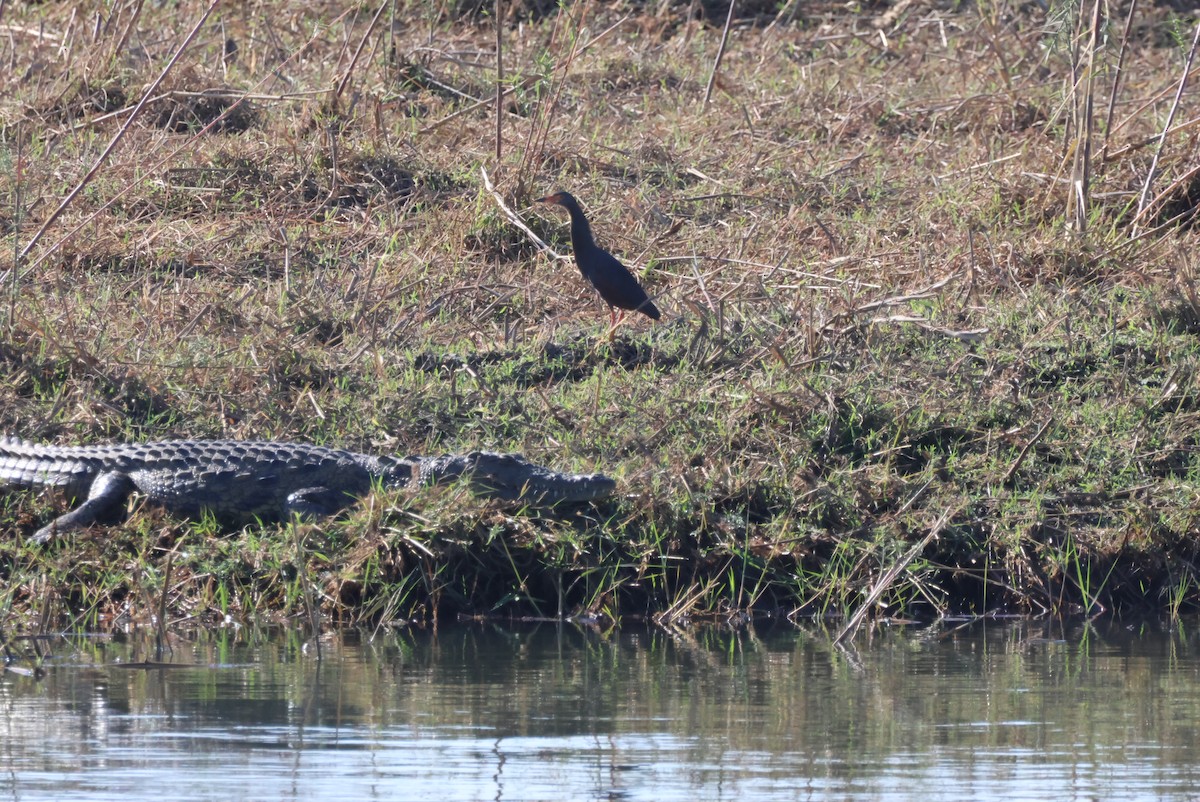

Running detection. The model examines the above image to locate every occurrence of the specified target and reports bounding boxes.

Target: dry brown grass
[3,1,1200,628]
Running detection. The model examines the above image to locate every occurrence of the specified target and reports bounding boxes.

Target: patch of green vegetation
[3,1,1200,635]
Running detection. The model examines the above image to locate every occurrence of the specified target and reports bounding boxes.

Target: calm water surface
[3,620,1200,801]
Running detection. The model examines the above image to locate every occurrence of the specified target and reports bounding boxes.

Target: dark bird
[537,191,661,327]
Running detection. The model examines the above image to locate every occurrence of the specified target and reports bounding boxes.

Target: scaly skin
[0,437,616,543]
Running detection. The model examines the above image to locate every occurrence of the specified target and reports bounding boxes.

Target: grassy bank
[3,0,1200,631]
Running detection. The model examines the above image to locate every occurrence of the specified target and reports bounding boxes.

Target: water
[3,620,1200,801]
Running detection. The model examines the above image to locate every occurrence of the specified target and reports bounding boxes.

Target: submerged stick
[834,509,953,645]
[293,523,322,662]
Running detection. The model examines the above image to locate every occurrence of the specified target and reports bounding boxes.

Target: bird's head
[536,191,575,207]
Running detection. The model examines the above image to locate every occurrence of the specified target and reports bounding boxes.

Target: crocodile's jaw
[415,452,616,504]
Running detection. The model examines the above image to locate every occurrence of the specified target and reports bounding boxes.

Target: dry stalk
[513,6,630,196]
[1133,17,1200,234]
[495,0,505,162]
[1104,113,1200,162]
[18,8,340,277]
[6,124,22,332]
[480,166,562,258]
[333,0,390,105]
[702,0,736,110]
[17,0,219,264]
[418,76,537,136]
[1003,414,1054,486]
[517,3,584,196]
[1099,0,1137,163]
[110,0,146,67]
[1068,0,1102,234]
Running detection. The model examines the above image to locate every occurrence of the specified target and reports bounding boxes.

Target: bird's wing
[584,250,651,309]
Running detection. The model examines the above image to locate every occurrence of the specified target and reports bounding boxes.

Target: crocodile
[0,436,617,543]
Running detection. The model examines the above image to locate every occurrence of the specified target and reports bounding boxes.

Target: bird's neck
[564,203,597,254]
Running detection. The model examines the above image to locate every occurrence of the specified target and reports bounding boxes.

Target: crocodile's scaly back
[0,437,413,540]
[0,436,615,543]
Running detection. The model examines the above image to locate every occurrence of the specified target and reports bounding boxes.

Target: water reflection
[3,620,1200,801]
